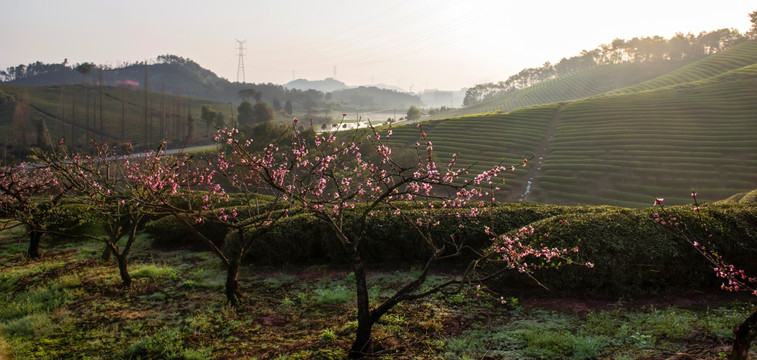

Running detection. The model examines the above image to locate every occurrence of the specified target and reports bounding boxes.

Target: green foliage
[320,329,337,342]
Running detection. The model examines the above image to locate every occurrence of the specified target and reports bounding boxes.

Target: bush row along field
[383,40,757,207]
[1,201,756,359]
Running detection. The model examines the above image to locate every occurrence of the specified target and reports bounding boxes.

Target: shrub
[143,215,228,250]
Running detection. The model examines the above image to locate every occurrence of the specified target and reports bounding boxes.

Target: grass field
[1,231,755,359]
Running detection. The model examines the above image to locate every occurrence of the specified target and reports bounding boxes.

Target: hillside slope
[0,83,236,155]
[385,41,757,208]
[435,40,757,120]
[430,61,687,120]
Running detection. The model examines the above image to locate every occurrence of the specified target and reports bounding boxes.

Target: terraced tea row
[611,40,757,95]
[528,64,757,207]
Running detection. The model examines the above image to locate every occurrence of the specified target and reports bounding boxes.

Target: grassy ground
[1,234,755,359]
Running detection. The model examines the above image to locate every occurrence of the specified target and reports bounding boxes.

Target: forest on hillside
[464,23,757,106]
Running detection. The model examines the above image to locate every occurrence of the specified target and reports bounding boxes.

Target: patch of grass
[55,274,82,288]
[131,263,177,279]
[0,286,69,321]
[314,285,351,305]
[1,312,54,336]
[119,327,186,360]
[0,261,65,292]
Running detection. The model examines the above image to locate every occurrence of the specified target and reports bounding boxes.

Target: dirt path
[508,103,564,202]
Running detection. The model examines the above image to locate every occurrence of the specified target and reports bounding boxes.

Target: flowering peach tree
[0,163,64,258]
[653,194,757,360]
[217,117,580,358]
[36,141,181,288]
[127,135,301,306]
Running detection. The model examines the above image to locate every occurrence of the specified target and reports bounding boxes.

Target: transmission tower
[235,39,247,83]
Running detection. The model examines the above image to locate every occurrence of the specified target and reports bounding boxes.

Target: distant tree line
[0,54,200,83]
[464,15,757,106]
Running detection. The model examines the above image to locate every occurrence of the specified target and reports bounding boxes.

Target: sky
[1,0,754,91]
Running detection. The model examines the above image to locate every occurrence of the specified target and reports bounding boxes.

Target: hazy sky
[2,0,754,91]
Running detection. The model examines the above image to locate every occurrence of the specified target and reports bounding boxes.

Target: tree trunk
[731,308,757,360]
[116,255,132,288]
[27,230,42,258]
[101,244,113,261]
[349,253,374,359]
[225,256,242,306]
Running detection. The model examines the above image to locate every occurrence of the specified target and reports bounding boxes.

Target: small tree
[406,106,421,121]
[37,142,171,288]
[0,164,64,258]
[127,131,301,305]
[237,100,255,126]
[284,99,293,115]
[201,105,216,139]
[251,102,274,124]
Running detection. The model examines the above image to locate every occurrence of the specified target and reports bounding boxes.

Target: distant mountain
[367,83,406,92]
[285,78,348,93]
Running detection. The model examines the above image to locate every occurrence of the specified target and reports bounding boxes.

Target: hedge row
[143,202,757,296]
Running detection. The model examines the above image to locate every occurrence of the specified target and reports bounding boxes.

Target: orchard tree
[36,141,174,288]
[124,134,302,305]
[0,164,64,258]
[217,119,581,358]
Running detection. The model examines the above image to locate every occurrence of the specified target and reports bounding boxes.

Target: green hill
[430,61,687,120]
[433,40,757,121]
[385,40,757,208]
